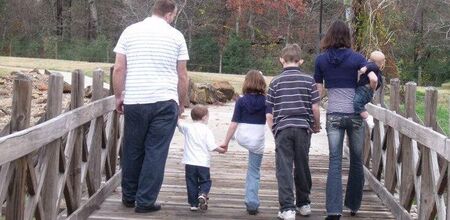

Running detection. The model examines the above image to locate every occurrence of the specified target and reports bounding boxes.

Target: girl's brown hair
[242,70,266,95]
[320,20,352,50]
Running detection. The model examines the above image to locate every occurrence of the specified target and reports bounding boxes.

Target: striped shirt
[327,88,356,114]
[266,67,320,136]
[114,16,189,105]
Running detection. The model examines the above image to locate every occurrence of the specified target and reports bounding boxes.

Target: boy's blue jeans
[121,100,178,208]
[353,85,374,113]
[325,114,365,215]
[245,151,263,211]
[185,164,212,207]
[275,127,311,212]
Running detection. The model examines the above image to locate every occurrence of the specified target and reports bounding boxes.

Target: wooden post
[42,73,64,220]
[399,82,416,210]
[447,96,450,220]
[86,69,104,195]
[68,70,84,212]
[385,79,400,193]
[419,87,438,220]
[5,74,32,220]
[106,66,118,179]
[42,73,64,217]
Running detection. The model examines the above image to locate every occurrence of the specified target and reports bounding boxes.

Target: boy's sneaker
[277,210,296,220]
[297,204,311,216]
[198,194,208,210]
[247,209,258,215]
[190,206,198,211]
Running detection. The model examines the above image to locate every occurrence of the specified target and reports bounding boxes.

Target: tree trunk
[247,12,255,43]
[235,5,241,36]
[412,0,424,85]
[64,0,72,40]
[56,0,63,36]
[88,0,98,40]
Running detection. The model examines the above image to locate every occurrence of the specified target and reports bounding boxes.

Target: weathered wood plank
[0,122,10,137]
[418,88,439,220]
[86,70,105,196]
[64,171,121,220]
[399,83,417,211]
[68,69,85,212]
[42,73,64,220]
[371,118,383,179]
[6,73,32,220]
[0,96,115,166]
[367,104,448,160]
[107,66,118,179]
[0,162,12,203]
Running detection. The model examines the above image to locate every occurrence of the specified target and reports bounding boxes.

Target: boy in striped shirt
[266,44,321,220]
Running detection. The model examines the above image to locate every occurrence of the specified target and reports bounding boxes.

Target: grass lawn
[0,68,9,76]
[0,56,274,93]
[398,89,449,135]
[0,56,112,75]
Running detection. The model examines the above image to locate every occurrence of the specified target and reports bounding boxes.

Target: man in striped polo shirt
[113,0,189,213]
[266,44,321,220]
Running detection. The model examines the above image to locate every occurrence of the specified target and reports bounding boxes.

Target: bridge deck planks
[89,149,395,219]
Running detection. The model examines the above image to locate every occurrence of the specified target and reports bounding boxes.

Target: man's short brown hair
[242,70,266,95]
[152,0,176,16]
[191,105,208,121]
[281,44,302,63]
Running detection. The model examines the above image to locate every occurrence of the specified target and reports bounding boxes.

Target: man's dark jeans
[185,164,212,207]
[121,100,178,208]
[353,85,374,113]
[275,127,312,211]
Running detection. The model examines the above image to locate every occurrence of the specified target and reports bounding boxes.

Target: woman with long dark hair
[314,20,367,220]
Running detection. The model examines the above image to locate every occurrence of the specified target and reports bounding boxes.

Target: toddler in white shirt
[178,105,225,211]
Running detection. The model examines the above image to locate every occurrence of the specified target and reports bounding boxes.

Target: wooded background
[0,0,448,85]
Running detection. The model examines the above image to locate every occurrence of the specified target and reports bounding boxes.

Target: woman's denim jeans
[245,151,263,211]
[325,114,365,215]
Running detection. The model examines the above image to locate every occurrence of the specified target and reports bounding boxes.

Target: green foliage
[189,34,220,72]
[1,36,114,63]
[222,34,252,74]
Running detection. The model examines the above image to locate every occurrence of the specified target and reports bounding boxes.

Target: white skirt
[235,123,265,155]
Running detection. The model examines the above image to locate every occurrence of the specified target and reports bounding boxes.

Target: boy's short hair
[191,105,208,121]
[281,44,302,63]
[242,70,266,95]
[152,0,176,16]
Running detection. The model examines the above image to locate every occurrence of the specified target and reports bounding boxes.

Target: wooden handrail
[367,103,449,160]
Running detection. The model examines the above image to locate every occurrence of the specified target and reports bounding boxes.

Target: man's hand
[115,95,124,114]
[178,104,185,116]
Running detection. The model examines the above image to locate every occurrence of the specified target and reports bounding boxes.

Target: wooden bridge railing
[0,67,123,220]
[363,78,450,220]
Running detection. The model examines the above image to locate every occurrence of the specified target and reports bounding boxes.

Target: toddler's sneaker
[198,194,208,210]
[190,206,198,211]
[277,209,296,220]
[297,204,311,216]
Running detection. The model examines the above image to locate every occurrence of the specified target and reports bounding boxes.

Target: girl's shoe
[190,206,198,211]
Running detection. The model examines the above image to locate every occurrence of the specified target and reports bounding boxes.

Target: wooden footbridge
[0,68,449,219]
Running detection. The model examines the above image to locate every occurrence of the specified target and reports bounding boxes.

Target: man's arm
[113,53,127,114]
[177,60,188,115]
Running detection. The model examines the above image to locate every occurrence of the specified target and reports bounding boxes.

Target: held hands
[312,123,322,133]
[216,146,227,154]
[218,143,229,154]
